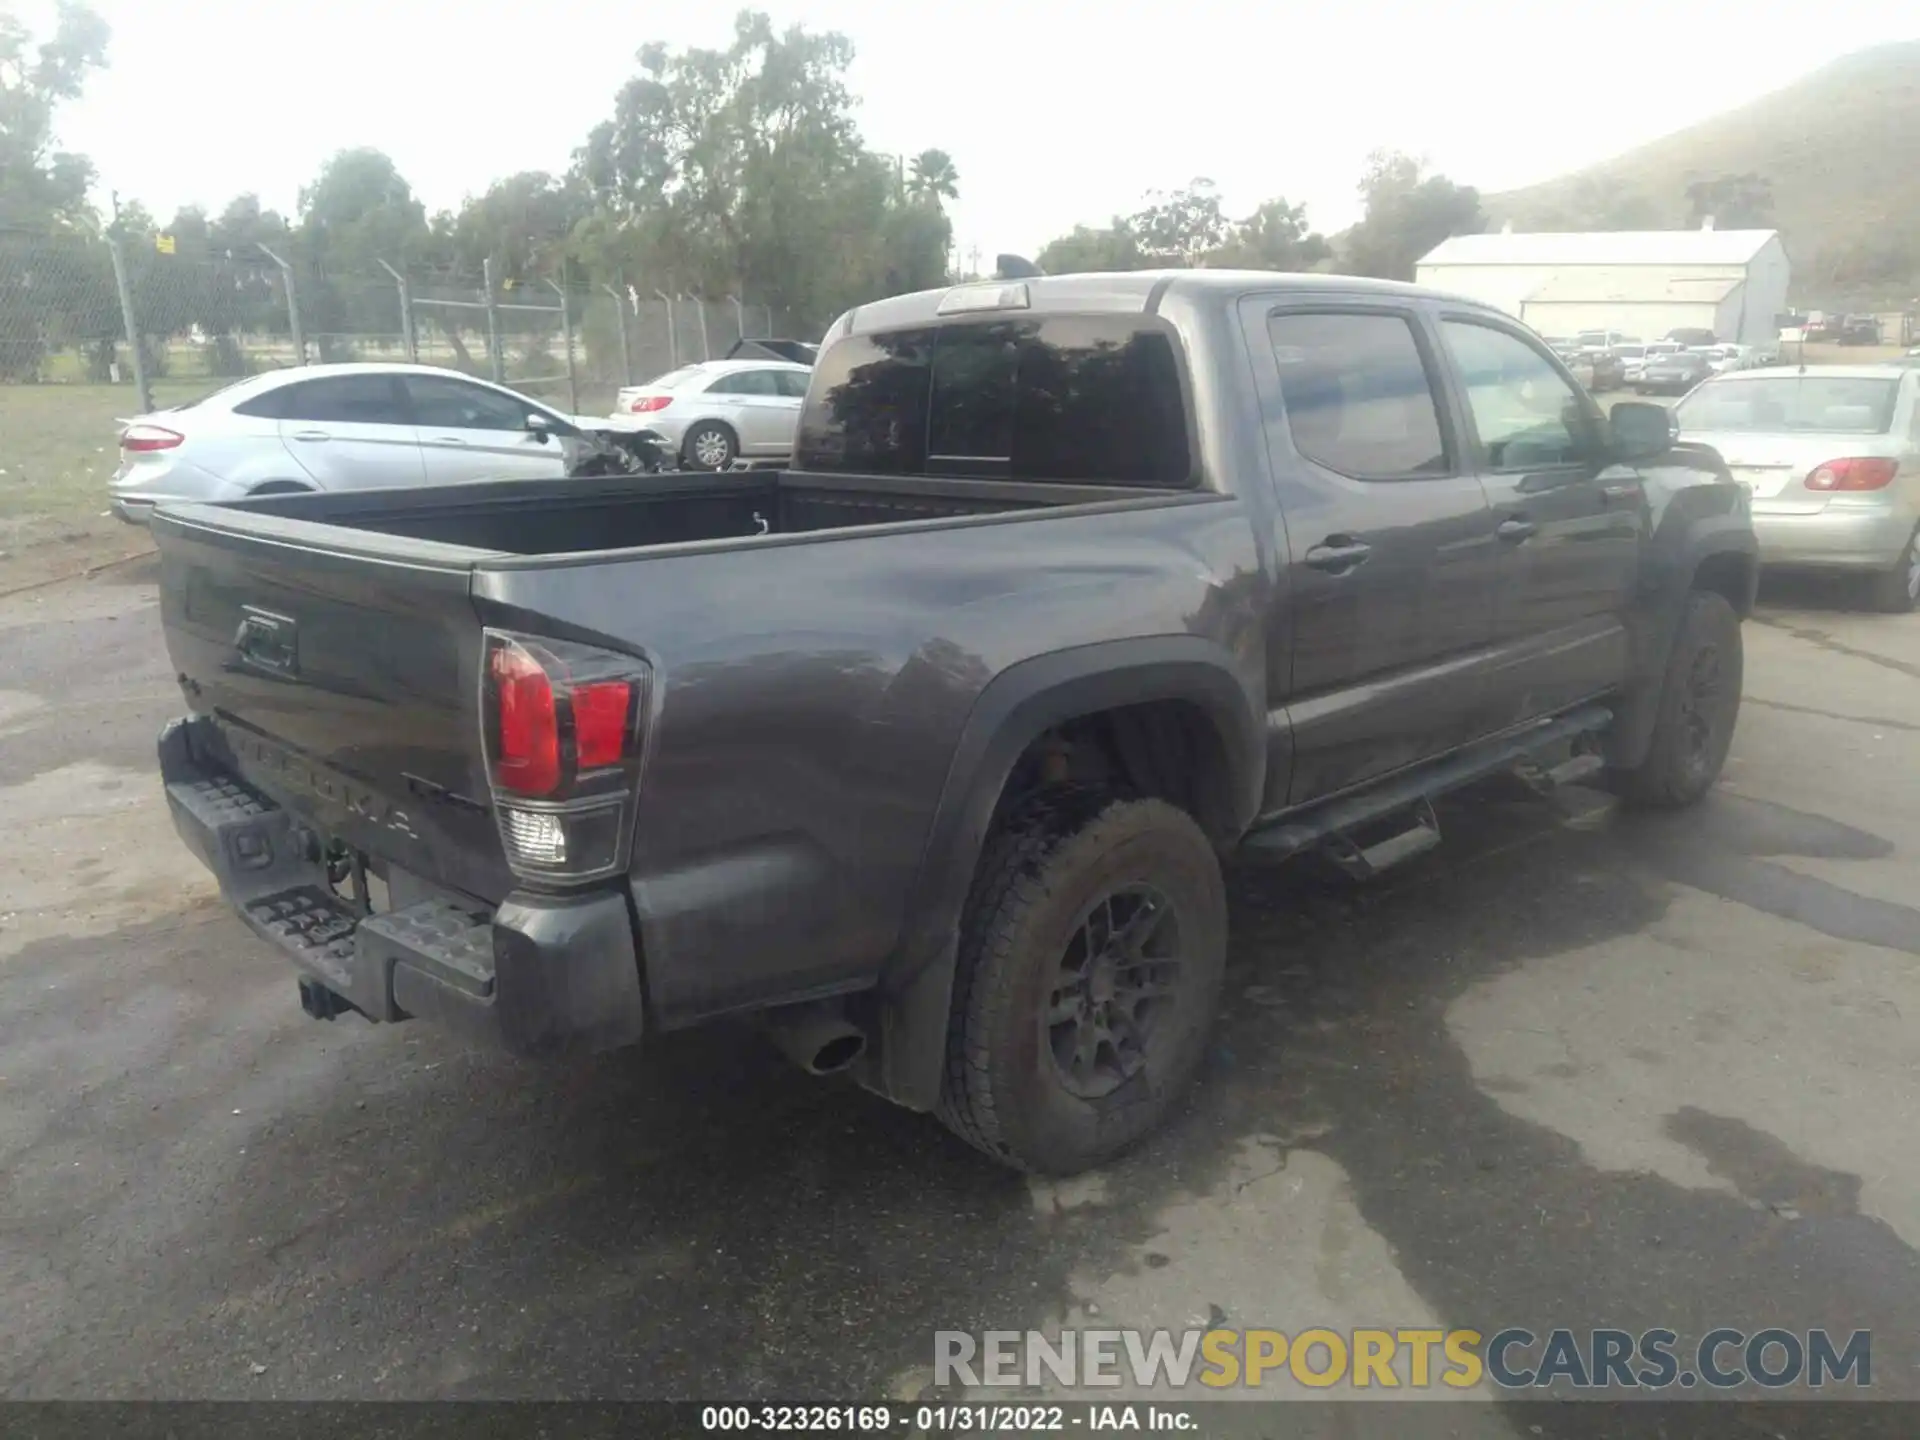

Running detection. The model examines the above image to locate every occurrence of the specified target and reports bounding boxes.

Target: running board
[1318,797,1442,880]
[1243,704,1613,867]
[1512,750,1607,795]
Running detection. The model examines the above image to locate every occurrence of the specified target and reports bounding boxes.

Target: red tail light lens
[1806,457,1897,491]
[627,395,672,413]
[572,680,637,769]
[121,424,184,452]
[488,640,561,797]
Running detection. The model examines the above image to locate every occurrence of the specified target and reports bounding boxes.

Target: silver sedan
[613,359,813,469]
[1674,365,1920,611]
[107,363,616,525]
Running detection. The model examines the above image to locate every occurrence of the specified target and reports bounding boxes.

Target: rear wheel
[682,421,737,471]
[1610,591,1743,808]
[1863,525,1920,614]
[938,791,1227,1174]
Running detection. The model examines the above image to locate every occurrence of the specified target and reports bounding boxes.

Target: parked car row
[109,347,821,523]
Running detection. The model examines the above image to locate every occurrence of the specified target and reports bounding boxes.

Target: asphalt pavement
[2,560,1917,1434]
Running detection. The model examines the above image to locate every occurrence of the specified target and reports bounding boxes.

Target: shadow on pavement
[6,776,1918,1432]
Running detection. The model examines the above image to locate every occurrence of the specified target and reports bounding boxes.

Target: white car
[108,363,631,525]
[613,359,813,470]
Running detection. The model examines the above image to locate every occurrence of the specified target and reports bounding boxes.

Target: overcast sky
[34,0,1920,262]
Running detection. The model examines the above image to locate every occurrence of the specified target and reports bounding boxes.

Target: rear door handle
[1497,517,1537,543]
[433,436,469,445]
[291,430,330,443]
[1303,538,1373,573]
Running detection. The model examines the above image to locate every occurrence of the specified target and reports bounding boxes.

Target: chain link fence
[2,225,790,419]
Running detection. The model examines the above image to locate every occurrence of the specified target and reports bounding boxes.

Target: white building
[1414,225,1791,348]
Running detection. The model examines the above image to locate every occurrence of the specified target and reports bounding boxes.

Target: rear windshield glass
[647,367,699,389]
[1677,377,1899,434]
[795,315,1192,486]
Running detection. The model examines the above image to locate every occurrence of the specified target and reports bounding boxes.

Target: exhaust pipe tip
[761,999,866,1076]
[808,1031,865,1075]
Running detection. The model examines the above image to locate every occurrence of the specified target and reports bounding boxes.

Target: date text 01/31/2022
[699,1405,1193,1432]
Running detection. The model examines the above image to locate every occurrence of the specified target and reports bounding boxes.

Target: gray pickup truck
[150,270,1757,1174]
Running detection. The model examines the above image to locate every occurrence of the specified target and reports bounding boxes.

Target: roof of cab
[842,269,1497,334]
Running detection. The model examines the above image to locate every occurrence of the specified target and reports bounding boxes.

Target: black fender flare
[860,636,1264,1111]
[1606,516,1758,771]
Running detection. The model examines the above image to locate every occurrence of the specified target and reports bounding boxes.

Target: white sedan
[108,362,651,525]
[613,359,814,470]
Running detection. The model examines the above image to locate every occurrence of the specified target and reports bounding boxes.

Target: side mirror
[1609,401,1673,462]
[527,411,577,442]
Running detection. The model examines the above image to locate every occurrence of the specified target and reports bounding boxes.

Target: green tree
[1342,150,1485,281]
[0,1,110,230]
[907,148,959,206]
[1034,222,1146,275]
[1212,197,1330,271]
[1130,179,1229,265]
[444,171,587,287]
[297,148,430,355]
[573,11,954,331]
[1683,172,1773,229]
[156,195,294,375]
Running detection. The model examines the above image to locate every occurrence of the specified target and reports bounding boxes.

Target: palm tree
[908,149,960,207]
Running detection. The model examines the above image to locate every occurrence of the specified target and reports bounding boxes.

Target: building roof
[1417,229,1781,268]
[1522,271,1747,306]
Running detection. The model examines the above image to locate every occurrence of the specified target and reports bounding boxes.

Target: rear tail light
[626,394,672,414]
[121,424,184,452]
[481,631,651,884]
[1806,457,1898,492]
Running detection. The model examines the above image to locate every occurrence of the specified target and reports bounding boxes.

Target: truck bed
[205,470,1149,557]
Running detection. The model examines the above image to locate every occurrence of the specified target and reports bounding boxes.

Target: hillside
[1486,42,1920,297]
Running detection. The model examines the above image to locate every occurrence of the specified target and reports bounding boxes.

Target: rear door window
[1266,311,1450,479]
[707,369,781,397]
[270,374,411,425]
[796,316,1191,486]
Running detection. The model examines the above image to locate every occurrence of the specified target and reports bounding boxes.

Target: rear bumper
[109,496,156,526]
[1752,505,1916,571]
[158,716,646,1057]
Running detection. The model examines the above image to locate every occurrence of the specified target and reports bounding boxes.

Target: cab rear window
[795,316,1193,486]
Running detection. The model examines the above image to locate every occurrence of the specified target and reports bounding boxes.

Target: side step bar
[1243,703,1613,871]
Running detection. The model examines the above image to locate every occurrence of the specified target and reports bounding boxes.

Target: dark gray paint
[149,270,1757,1104]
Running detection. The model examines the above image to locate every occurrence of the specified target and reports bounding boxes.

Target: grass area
[0,381,205,552]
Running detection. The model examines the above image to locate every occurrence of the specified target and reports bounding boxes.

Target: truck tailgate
[154,507,514,903]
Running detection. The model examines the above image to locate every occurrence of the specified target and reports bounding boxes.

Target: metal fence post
[106,233,151,413]
[549,278,578,414]
[655,291,677,370]
[603,281,632,384]
[693,295,711,360]
[257,244,305,365]
[728,294,745,341]
[378,259,416,363]
[762,303,774,339]
[482,257,505,383]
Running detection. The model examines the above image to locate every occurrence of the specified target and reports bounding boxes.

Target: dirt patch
[0,532,156,598]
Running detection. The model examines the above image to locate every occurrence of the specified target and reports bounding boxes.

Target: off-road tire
[937,790,1227,1174]
[1611,591,1743,808]
[1863,525,1920,614]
